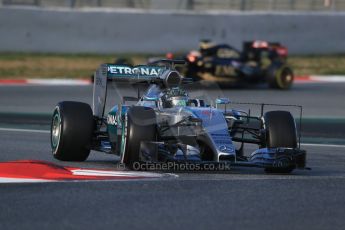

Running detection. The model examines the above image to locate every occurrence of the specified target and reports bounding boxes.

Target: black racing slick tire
[264,111,297,149]
[51,101,94,161]
[267,65,294,90]
[263,111,297,173]
[123,106,157,169]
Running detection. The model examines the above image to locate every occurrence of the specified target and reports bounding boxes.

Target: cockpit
[138,82,206,109]
[160,87,189,108]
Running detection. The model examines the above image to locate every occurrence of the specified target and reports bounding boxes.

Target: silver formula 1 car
[51,59,306,173]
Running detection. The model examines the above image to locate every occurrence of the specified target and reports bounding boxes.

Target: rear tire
[51,101,94,161]
[267,65,294,90]
[123,106,156,169]
[263,111,297,173]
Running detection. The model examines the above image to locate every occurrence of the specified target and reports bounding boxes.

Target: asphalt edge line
[0,127,49,133]
[301,143,345,148]
[0,79,91,86]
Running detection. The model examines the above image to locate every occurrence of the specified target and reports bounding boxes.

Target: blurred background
[0,0,345,80]
[1,0,344,11]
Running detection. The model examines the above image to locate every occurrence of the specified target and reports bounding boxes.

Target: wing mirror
[215,98,231,105]
[215,98,231,111]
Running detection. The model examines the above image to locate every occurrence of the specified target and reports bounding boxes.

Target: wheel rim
[120,114,128,163]
[275,68,293,89]
[285,74,292,82]
[284,73,293,84]
[281,70,293,88]
[51,111,61,152]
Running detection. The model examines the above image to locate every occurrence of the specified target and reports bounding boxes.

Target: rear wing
[242,40,288,61]
[92,62,187,118]
[93,64,164,118]
[106,64,166,82]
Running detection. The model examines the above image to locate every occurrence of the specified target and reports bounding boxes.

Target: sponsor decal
[219,145,235,153]
[215,65,236,76]
[201,110,215,116]
[107,114,117,125]
[107,65,165,78]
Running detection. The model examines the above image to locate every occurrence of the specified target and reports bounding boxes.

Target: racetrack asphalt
[0,81,344,117]
[0,82,344,230]
[0,130,345,230]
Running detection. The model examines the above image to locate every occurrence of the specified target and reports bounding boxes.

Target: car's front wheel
[122,106,157,169]
[263,110,297,173]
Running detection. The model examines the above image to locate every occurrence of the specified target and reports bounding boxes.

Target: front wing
[139,141,307,171]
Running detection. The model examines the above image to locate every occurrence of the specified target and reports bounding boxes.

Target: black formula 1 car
[156,40,294,89]
[51,59,306,173]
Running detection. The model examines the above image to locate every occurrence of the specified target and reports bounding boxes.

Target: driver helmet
[161,87,189,108]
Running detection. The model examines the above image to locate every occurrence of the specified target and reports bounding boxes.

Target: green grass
[0,52,345,79]
[0,53,148,79]
[289,55,345,76]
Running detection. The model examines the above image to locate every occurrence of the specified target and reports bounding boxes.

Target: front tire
[123,106,157,169]
[51,101,94,161]
[263,111,297,173]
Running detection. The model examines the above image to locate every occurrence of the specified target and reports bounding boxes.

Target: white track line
[179,175,345,181]
[27,79,90,85]
[0,127,49,134]
[71,169,165,178]
[310,76,345,82]
[0,178,53,183]
[301,143,345,148]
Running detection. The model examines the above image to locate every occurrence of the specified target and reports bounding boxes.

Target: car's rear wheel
[263,111,297,173]
[122,106,157,169]
[267,65,294,89]
[51,101,94,161]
